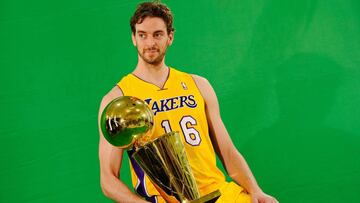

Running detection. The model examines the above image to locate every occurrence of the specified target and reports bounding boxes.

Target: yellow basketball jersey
[117,67,225,202]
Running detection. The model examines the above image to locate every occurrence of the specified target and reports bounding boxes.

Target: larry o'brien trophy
[100,96,221,203]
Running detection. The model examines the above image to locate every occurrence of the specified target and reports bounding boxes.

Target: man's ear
[167,31,174,46]
[131,32,137,47]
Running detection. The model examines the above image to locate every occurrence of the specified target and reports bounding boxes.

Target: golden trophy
[100,96,221,203]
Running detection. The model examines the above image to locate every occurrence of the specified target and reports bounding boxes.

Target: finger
[265,197,273,203]
[272,197,279,203]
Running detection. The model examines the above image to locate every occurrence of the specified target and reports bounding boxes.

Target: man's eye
[155,33,162,38]
[139,34,145,38]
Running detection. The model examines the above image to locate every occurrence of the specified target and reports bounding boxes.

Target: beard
[138,46,167,65]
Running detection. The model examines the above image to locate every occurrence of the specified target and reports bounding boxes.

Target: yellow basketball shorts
[216,181,251,203]
[147,181,250,203]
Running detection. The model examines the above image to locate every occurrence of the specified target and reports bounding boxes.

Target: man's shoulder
[102,85,123,103]
[100,72,132,105]
[117,72,132,83]
[189,74,209,87]
[171,67,208,82]
[116,72,135,89]
[190,73,206,81]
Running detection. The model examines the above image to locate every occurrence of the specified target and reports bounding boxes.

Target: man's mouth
[146,49,158,53]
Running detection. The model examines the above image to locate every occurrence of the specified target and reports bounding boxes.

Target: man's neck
[132,59,169,88]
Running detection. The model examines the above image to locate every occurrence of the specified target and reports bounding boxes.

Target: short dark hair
[130,1,175,34]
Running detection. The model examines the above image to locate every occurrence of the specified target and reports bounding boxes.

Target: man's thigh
[216,181,251,203]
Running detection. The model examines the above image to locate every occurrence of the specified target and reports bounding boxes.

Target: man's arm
[192,75,278,203]
[98,86,149,203]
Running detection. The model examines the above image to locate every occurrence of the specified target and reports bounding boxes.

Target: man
[98,2,278,203]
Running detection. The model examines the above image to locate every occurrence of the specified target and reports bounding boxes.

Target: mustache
[145,47,159,52]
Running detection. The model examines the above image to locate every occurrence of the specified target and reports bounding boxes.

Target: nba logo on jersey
[181,82,187,90]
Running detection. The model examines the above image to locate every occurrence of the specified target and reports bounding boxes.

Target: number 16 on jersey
[161,116,201,146]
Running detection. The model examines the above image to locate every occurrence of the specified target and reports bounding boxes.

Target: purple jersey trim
[127,149,157,203]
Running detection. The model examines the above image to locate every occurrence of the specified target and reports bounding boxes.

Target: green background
[1,0,359,202]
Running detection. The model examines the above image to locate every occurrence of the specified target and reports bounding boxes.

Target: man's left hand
[250,191,279,203]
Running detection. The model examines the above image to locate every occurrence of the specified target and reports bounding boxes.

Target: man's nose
[145,36,156,47]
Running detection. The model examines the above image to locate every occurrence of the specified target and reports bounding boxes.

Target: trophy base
[189,190,221,203]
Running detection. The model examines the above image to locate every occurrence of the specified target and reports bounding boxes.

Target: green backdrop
[1,0,359,202]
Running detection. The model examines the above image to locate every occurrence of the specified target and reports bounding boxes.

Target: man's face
[132,17,173,65]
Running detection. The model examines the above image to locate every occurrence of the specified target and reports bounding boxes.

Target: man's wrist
[247,185,263,194]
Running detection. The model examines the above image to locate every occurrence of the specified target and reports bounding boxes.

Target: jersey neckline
[130,67,172,91]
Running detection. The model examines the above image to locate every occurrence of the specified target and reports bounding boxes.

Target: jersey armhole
[190,74,205,104]
[115,84,125,96]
